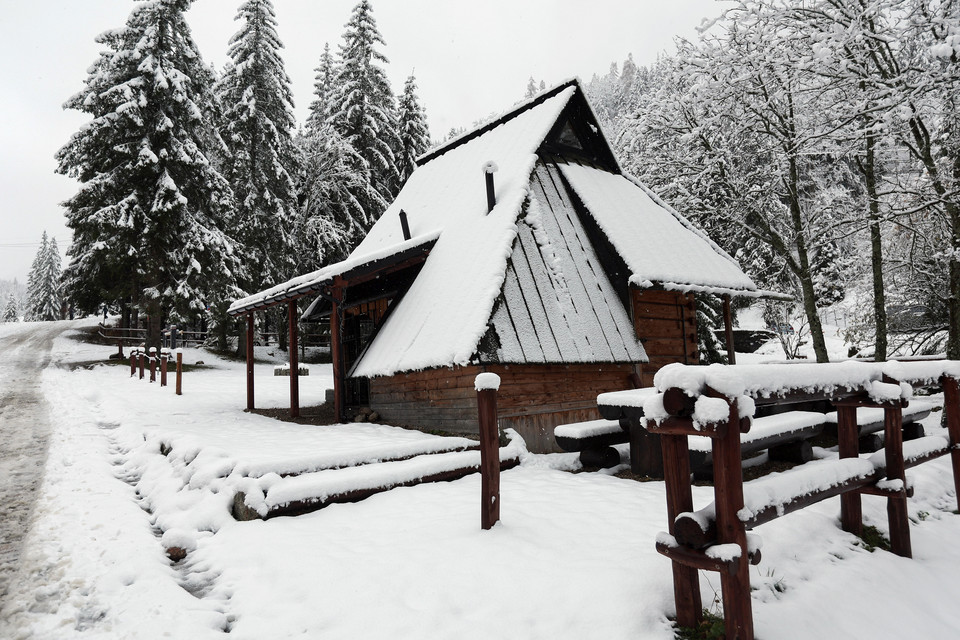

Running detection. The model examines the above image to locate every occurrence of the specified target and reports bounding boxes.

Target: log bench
[823,401,934,452]
[553,419,628,468]
[688,410,826,478]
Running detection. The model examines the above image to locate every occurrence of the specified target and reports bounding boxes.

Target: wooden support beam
[837,405,863,537]
[646,416,728,438]
[329,286,344,422]
[883,405,912,557]
[288,300,300,418]
[941,375,960,513]
[656,541,738,576]
[246,313,255,411]
[711,399,753,640]
[661,434,702,629]
[722,294,736,365]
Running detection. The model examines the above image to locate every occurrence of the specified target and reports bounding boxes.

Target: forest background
[6,0,960,365]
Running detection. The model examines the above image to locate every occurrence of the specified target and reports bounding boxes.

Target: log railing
[601,360,960,640]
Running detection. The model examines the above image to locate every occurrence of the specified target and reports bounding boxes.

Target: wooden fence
[600,360,960,640]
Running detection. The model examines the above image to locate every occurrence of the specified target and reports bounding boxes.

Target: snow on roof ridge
[416,77,583,166]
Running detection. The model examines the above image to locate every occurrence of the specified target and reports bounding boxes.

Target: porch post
[246,312,255,411]
[330,287,344,422]
[722,294,736,365]
[288,300,300,418]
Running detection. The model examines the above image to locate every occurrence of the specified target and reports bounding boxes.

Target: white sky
[0,0,724,283]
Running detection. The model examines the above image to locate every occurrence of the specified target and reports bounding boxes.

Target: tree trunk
[787,154,829,362]
[864,130,887,361]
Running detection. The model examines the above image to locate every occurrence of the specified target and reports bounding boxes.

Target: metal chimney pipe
[399,209,411,241]
[483,161,499,213]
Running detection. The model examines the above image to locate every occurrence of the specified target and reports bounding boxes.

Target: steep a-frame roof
[230,79,763,377]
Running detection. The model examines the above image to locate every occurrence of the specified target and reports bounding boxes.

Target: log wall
[367,362,636,453]
[631,289,699,387]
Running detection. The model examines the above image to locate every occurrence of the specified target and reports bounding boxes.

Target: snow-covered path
[0,321,72,602]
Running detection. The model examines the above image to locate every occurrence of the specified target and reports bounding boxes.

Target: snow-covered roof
[230,78,762,378]
[558,163,759,294]
[349,86,577,377]
[227,231,440,315]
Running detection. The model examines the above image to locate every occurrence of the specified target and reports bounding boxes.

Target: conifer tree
[307,42,337,133]
[2,293,17,323]
[57,0,242,344]
[26,232,62,321]
[396,73,430,183]
[328,0,401,208]
[217,0,299,294]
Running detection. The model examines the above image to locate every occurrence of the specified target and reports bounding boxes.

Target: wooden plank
[512,219,568,361]
[501,265,545,362]
[633,289,694,306]
[477,386,500,530]
[635,317,696,338]
[533,164,633,361]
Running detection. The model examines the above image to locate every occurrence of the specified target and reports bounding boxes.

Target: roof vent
[483,161,498,214]
[399,209,411,241]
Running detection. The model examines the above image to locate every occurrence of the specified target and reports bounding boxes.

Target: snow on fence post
[175,349,183,396]
[139,346,146,380]
[160,349,169,387]
[475,372,501,530]
[149,347,157,383]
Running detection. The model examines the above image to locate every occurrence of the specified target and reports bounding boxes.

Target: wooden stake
[130,350,136,377]
[175,350,183,396]
[149,347,156,383]
[288,300,299,418]
[139,348,145,380]
[941,376,960,512]
[661,433,702,629]
[246,313,255,411]
[160,350,168,387]
[476,374,501,530]
[836,405,862,537]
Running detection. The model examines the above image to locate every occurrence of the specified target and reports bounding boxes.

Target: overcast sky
[0,0,724,283]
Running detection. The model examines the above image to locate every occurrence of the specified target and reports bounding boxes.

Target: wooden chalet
[228,79,781,453]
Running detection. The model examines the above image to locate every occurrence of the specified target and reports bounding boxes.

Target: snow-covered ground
[3,318,960,639]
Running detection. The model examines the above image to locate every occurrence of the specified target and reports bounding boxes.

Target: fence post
[149,347,157,383]
[836,405,863,537]
[941,375,960,512]
[661,432,702,628]
[160,349,168,387]
[176,349,183,395]
[130,349,137,377]
[712,397,753,640]
[139,346,145,380]
[246,313,255,411]
[883,403,911,557]
[170,325,178,350]
[475,372,501,530]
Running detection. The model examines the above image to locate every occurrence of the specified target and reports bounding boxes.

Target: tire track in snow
[0,323,69,603]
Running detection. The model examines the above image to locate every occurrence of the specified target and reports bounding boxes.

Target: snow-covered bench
[553,419,628,468]
[688,410,826,477]
[823,400,934,452]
